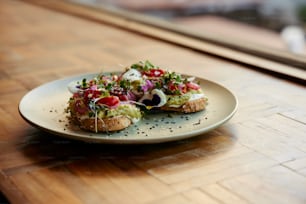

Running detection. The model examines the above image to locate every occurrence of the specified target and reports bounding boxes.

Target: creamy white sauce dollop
[122,69,142,82]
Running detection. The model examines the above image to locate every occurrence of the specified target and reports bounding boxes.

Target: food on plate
[119,60,207,113]
[67,61,207,132]
[67,74,142,132]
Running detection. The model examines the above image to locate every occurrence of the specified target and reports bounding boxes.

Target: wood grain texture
[1,0,306,203]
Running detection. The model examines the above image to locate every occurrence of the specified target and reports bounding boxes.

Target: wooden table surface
[1,0,306,204]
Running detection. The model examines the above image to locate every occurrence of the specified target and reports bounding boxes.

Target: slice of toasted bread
[78,116,132,132]
[160,98,207,113]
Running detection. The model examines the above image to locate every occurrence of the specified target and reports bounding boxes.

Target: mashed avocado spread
[166,91,202,107]
[98,104,142,120]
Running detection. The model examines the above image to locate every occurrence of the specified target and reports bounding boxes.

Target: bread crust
[76,116,132,132]
[160,98,207,113]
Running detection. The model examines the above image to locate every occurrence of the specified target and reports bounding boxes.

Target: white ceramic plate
[19,73,238,144]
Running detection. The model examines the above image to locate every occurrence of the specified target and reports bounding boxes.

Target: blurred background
[70,0,306,56]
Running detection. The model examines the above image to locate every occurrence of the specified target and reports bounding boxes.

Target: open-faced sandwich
[67,73,142,132]
[67,61,207,132]
[119,60,207,113]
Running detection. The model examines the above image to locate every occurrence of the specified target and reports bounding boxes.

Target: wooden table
[1,0,306,203]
